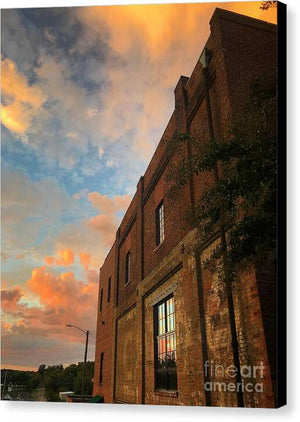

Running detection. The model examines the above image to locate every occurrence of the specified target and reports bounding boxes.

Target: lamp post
[66,324,89,402]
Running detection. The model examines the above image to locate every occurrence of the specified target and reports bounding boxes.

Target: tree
[73,361,94,395]
[38,364,46,376]
[260,1,277,10]
[1,361,95,401]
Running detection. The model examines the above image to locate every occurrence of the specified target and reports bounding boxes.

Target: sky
[1,1,277,371]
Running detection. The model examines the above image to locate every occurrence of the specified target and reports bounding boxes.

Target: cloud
[74,2,277,161]
[98,147,104,159]
[44,248,75,266]
[79,252,91,271]
[55,248,75,266]
[27,267,95,311]
[44,256,55,265]
[85,214,117,246]
[44,250,90,270]
[1,169,75,257]
[87,192,131,214]
[1,57,46,135]
[1,288,23,312]
[1,266,98,367]
[83,192,131,247]
[1,3,277,178]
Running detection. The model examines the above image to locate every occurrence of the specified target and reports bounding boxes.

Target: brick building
[93,8,278,407]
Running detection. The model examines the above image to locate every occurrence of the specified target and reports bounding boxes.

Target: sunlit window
[154,295,177,391]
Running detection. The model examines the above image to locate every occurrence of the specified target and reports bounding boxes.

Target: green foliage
[1,369,34,387]
[260,1,277,10]
[73,361,94,395]
[168,72,277,268]
[1,361,95,401]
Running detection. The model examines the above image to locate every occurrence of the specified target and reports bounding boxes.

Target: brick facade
[93,8,278,407]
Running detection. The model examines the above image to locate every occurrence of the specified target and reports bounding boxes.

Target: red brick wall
[118,221,139,303]
[115,306,138,403]
[143,153,191,278]
[199,240,275,408]
[93,243,116,402]
[214,9,277,115]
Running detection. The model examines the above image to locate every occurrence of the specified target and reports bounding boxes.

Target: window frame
[155,200,165,246]
[125,250,131,285]
[153,294,177,392]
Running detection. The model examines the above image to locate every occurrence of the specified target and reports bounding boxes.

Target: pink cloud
[85,214,117,246]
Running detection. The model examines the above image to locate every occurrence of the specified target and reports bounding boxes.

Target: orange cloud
[55,248,75,266]
[88,192,131,214]
[79,252,91,271]
[44,249,75,266]
[26,266,97,310]
[79,2,277,58]
[1,58,45,135]
[1,266,98,367]
[44,256,55,265]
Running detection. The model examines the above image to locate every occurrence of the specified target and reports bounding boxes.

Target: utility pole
[66,324,90,402]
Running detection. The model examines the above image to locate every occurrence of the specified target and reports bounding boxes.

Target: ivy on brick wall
[167,71,277,270]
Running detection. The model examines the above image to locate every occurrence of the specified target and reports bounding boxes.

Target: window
[154,295,177,391]
[107,277,111,303]
[125,251,131,285]
[99,352,104,384]
[99,288,103,312]
[156,201,165,246]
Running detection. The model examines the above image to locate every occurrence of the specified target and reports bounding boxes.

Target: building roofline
[210,7,277,32]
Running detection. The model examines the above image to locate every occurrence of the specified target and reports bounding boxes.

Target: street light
[66,324,89,401]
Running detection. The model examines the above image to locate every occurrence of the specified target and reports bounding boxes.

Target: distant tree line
[1,361,94,401]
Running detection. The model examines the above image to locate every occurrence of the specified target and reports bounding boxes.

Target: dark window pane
[156,372,167,390]
[125,251,130,284]
[99,352,104,385]
[167,371,177,391]
[107,277,111,303]
[100,288,103,312]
